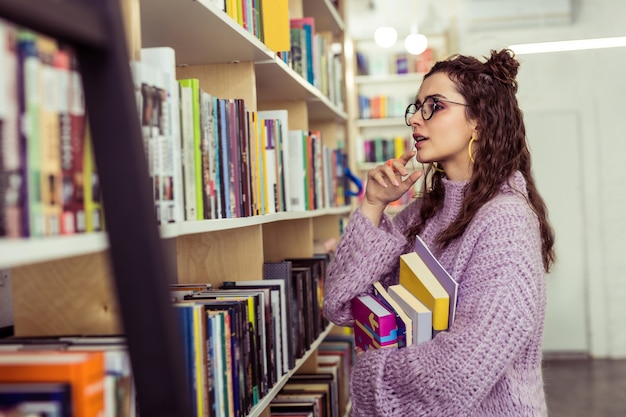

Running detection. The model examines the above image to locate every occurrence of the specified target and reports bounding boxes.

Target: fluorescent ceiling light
[509,37,626,55]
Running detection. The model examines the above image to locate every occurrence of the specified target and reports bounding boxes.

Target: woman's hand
[361,151,423,225]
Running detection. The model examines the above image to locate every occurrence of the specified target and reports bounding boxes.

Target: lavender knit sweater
[323,172,547,417]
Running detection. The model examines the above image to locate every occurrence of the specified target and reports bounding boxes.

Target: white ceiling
[345,0,574,41]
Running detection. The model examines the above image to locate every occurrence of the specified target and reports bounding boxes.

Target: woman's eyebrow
[415,93,447,104]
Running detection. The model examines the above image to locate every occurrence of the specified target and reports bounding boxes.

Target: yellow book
[394,136,406,159]
[83,124,104,232]
[38,36,62,236]
[191,304,208,417]
[261,0,290,52]
[399,251,449,331]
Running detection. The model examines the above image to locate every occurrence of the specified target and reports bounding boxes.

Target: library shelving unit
[0,0,351,416]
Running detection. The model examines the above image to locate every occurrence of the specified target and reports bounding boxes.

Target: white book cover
[388,284,433,345]
[287,130,306,211]
[178,82,197,221]
[140,47,185,224]
[257,110,290,211]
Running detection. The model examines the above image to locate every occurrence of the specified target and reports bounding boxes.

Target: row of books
[0,254,334,417]
[359,136,411,164]
[356,49,435,77]
[135,47,349,224]
[0,20,349,238]
[357,94,414,120]
[0,20,104,238]
[282,18,345,109]
[0,336,133,417]
[211,1,346,110]
[169,255,332,417]
[269,333,354,417]
[352,236,459,350]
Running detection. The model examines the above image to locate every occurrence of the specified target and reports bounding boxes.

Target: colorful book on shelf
[258,109,290,212]
[82,123,104,232]
[289,18,315,85]
[226,99,242,217]
[178,78,204,220]
[39,38,64,237]
[207,309,230,417]
[286,130,307,211]
[140,46,185,224]
[0,20,22,238]
[388,284,433,345]
[263,261,297,369]
[399,250,450,331]
[351,294,398,351]
[67,50,87,235]
[236,98,253,217]
[211,286,270,397]
[222,278,289,380]
[372,281,411,348]
[0,382,72,417]
[177,78,197,221]
[200,90,217,220]
[261,0,290,52]
[0,350,105,417]
[288,373,338,417]
[172,303,208,417]
[19,30,43,237]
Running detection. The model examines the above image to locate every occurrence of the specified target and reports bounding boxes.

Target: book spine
[0,21,22,237]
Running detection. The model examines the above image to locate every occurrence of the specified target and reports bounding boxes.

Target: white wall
[346,0,626,358]
[457,0,626,358]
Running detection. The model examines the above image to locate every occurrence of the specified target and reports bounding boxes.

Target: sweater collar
[440,171,527,220]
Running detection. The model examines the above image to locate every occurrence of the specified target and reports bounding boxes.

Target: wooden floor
[543,358,626,417]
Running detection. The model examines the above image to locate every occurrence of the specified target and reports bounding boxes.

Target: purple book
[414,235,459,328]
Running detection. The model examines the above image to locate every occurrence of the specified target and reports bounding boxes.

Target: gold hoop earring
[433,163,445,173]
[468,136,477,164]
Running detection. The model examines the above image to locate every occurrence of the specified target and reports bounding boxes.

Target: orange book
[0,350,105,417]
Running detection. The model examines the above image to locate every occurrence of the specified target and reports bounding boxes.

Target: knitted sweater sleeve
[322,204,416,326]
[349,197,546,417]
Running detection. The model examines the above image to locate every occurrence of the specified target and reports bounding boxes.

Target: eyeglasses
[405,97,469,125]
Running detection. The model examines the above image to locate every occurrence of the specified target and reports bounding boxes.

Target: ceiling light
[509,37,626,55]
[405,33,428,55]
[374,26,397,48]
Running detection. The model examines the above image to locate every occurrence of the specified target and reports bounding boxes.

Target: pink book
[351,294,398,351]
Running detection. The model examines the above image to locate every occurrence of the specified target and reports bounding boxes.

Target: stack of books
[351,235,459,351]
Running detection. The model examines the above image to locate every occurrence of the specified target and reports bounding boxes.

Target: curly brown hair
[405,49,555,272]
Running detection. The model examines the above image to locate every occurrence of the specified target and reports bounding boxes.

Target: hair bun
[485,49,519,87]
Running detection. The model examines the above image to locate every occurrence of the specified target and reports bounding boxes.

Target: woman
[323,49,555,416]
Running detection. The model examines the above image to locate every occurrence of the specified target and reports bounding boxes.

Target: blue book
[0,382,71,417]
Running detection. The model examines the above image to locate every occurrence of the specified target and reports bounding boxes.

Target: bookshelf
[1,0,351,416]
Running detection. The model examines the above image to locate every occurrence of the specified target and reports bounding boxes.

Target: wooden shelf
[255,60,347,121]
[247,324,334,417]
[302,0,344,34]
[0,207,352,269]
[140,0,273,66]
[0,233,108,270]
